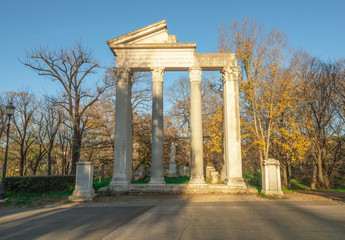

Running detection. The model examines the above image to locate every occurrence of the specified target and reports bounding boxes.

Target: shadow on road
[0,205,153,240]
[298,191,345,203]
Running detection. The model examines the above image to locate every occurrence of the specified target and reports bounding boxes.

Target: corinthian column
[222,67,246,189]
[189,67,206,185]
[149,67,166,185]
[110,67,133,187]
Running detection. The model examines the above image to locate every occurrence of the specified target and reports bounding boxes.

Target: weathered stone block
[145,166,151,176]
[261,159,283,197]
[210,171,220,184]
[178,166,184,176]
[205,166,216,178]
[184,166,191,177]
[168,161,177,177]
[133,166,145,181]
[69,162,96,202]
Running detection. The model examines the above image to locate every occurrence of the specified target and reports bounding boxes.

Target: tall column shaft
[110,67,133,187]
[189,67,206,185]
[149,67,166,185]
[222,67,246,188]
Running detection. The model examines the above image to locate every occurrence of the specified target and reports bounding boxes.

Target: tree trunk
[20,145,25,176]
[287,161,291,189]
[317,149,324,188]
[70,127,82,175]
[259,150,264,174]
[311,163,317,190]
[47,142,54,176]
[62,154,66,175]
[282,164,288,188]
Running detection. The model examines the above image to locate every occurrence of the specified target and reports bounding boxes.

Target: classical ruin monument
[106,20,250,193]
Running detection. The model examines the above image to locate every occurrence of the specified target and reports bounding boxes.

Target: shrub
[244,170,261,188]
[5,175,75,194]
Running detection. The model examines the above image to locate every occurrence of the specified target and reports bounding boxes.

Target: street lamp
[0,102,15,202]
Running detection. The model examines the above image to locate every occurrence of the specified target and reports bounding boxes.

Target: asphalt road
[1,201,345,240]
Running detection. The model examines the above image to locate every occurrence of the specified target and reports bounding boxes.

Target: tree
[218,17,303,173]
[22,42,110,174]
[0,95,7,141]
[166,74,224,170]
[42,98,62,175]
[302,58,340,189]
[5,90,36,176]
[28,109,49,176]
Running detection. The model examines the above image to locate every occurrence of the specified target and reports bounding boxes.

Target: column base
[148,177,166,185]
[68,189,96,202]
[189,176,207,185]
[224,177,247,189]
[109,177,131,187]
[261,189,284,197]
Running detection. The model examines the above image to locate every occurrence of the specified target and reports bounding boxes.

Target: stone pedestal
[178,166,184,177]
[262,159,283,197]
[210,171,220,183]
[168,161,177,177]
[133,166,146,181]
[168,142,177,177]
[69,162,96,202]
[178,166,191,177]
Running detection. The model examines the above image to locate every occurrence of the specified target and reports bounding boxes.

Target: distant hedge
[5,175,75,194]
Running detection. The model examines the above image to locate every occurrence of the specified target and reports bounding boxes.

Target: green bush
[244,170,261,188]
[5,175,75,194]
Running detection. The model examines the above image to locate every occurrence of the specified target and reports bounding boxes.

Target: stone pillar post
[189,67,206,185]
[69,162,96,201]
[110,67,133,187]
[222,67,246,189]
[149,67,166,185]
[262,159,283,196]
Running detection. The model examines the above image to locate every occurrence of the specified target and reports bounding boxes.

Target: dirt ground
[2,191,344,208]
[90,191,345,205]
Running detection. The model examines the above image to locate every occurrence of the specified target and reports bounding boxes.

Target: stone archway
[107,20,246,191]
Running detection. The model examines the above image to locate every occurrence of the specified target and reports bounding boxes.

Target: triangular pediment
[107,20,177,47]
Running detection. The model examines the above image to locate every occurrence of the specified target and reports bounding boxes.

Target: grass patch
[312,189,345,192]
[93,177,111,192]
[132,176,150,184]
[165,176,190,184]
[291,179,311,190]
[250,185,262,192]
[0,190,73,208]
[282,187,297,193]
[132,176,191,184]
[244,170,261,188]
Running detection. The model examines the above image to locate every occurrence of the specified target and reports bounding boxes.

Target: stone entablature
[107,20,238,72]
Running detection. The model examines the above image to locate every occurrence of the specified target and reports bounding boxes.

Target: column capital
[221,67,240,82]
[151,67,165,82]
[114,67,132,82]
[189,67,202,83]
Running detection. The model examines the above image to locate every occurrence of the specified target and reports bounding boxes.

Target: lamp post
[0,102,15,202]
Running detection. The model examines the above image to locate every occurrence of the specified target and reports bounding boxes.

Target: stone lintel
[115,52,238,72]
[195,53,236,71]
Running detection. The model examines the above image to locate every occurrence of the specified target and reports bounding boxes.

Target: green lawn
[132,176,190,184]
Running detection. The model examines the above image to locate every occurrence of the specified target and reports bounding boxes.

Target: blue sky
[1,0,344,96]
